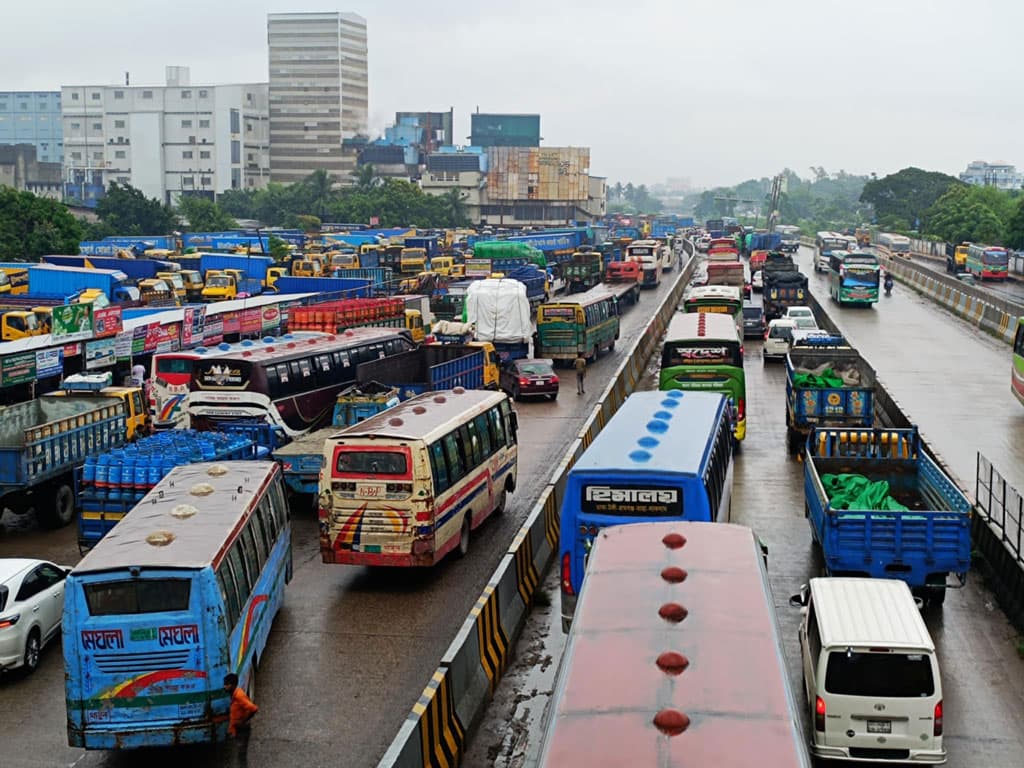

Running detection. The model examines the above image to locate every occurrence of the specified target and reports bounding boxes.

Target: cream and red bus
[318,388,518,566]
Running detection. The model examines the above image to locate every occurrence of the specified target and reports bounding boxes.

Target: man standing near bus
[224,673,259,765]
[574,353,587,395]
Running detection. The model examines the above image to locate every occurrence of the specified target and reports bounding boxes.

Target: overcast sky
[3,0,1021,188]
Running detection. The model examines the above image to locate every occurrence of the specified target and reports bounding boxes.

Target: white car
[763,318,797,361]
[0,558,69,674]
[784,306,818,329]
[751,270,764,291]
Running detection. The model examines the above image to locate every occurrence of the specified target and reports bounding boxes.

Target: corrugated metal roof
[331,389,507,444]
[73,461,279,573]
[571,391,725,477]
[810,578,934,651]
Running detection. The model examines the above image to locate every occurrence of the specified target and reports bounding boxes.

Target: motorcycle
[884,277,894,297]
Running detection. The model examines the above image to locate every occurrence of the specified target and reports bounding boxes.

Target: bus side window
[266,365,281,398]
[473,414,492,457]
[460,424,482,469]
[500,400,518,443]
[228,544,252,603]
[217,564,241,631]
[429,441,449,494]
[241,524,264,573]
[487,407,507,448]
[271,479,290,525]
[443,433,465,483]
[251,500,272,561]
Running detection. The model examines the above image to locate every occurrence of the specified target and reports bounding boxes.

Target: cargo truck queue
[2,215,999,767]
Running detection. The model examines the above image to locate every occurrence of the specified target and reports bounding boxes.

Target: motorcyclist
[883,271,894,295]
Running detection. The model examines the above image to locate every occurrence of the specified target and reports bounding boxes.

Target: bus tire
[38,482,75,530]
[608,338,615,352]
[495,488,507,515]
[456,515,471,558]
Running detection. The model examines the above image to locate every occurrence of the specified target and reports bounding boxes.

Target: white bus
[319,388,519,567]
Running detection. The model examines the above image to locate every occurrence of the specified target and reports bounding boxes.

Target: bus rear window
[84,579,192,616]
[662,343,742,368]
[157,357,193,375]
[335,449,408,475]
[825,651,934,697]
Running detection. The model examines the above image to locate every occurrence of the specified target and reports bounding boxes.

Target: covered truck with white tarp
[465,279,533,361]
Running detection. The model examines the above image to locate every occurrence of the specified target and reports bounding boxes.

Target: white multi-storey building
[267,12,369,184]
[959,160,1024,191]
[61,67,269,205]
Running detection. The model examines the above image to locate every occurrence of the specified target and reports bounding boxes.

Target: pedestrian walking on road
[224,673,259,766]
[574,353,587,395]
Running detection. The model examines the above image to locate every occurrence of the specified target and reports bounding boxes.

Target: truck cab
[291,259,321,278]
[329,250,359,270]
[466,341,501,390]
[266,266,287,291]
[1,310,42,340]
[46,374,150,442]
[429,256,455,276]
[0,267,29,295]
[404,309,426,343]
[32,307,52,335]
[178,269,204,300]
[156,271,187,300]
[138,279,179,307]
[202,273,237,301]
[400,248,427,275]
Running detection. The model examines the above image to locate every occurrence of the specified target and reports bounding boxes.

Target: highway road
[900,248,1024,307]
[0,269,685,768]
[469,245,1024,767]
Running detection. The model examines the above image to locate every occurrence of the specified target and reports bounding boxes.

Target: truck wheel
[786,427,800,456]
[38,483,75,530]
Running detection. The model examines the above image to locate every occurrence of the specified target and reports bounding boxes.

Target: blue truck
[506,266,548,306]
[804,425,972,607]
[785,337,876,454]
[176,253,274,283]
[0,391,132,529]
[272,383,400,495]
[404,236,440,259]
[42,255,174,282]
[273,276,372,297]
[748,232,782,252]
[355,344,486,401]
[75,426,276,550]
[28,265,137,303]
[79,235,179,255]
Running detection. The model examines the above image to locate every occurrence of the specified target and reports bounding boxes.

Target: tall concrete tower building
[267,12,368,184]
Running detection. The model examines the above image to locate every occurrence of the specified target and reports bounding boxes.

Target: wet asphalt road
[470,245,1024,767]
[0,269,684,768]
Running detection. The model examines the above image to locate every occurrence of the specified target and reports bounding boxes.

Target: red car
[499,358,559,401]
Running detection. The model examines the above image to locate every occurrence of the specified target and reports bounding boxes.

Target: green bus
[828,251,880,306]
[659,311,746,441]
[535,287,620,362]
[682,284,744,337]
[1013,318,1024,407]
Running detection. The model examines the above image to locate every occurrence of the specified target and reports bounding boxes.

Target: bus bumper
[69,719,225,750]
[733,418,746,441]
[319,537,437,567]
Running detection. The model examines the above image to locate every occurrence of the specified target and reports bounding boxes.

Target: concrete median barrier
[377,667,465,768]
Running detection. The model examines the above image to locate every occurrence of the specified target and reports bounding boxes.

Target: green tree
[294,214,321,232]
[0,188,84,260]
[1005,197,1024,249]
[176,195,237,231]
[439,188,468,227]
[95,183,178,235]
[303,169,336,218]
[860,167,963,230]
[354,164,379,194]
[268,234,291,261]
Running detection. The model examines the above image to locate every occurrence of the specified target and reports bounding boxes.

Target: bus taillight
[737,398,746,421]
[561,552,573,595]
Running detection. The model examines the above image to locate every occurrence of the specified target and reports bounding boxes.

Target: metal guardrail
[976,453,1024,567]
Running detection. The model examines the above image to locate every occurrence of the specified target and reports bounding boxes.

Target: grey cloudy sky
[4,0,1021,188]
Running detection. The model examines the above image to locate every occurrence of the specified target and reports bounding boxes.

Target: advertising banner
[261,305,281,331]
[52,304,93,342]
[85,338,117,370]
[221,311,240,335]
[1,351,36,386]
[202,317,224,346]
[92,306,123,338]
[240,308,262,334]
[35,348,63,379]
[114,331,133,361]
[182,306,207,348]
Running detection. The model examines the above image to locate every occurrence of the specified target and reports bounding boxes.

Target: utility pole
[766,173,783,233]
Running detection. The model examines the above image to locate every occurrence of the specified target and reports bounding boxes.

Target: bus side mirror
[788,585,809,608]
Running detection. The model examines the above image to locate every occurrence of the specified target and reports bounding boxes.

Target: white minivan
[790,578,945,764]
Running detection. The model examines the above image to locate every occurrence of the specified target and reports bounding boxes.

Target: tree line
[0,167,471,262]
[608,181,662,214]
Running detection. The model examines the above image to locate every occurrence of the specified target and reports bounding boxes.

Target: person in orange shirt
[224,672,258,765]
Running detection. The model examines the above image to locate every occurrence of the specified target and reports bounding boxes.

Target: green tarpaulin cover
[793,367,844,388]
[821,473,908,512]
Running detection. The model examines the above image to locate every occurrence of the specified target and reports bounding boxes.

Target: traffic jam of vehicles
[0,216,1020,767]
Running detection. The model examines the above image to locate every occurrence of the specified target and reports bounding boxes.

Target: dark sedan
[742,305,766,339]
[499,358,559,401]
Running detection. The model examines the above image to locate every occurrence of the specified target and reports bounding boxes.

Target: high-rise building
[0,91,63,164]
[267,12,368,184]
[61,67,270,206]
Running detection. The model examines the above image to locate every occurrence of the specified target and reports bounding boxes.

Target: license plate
[867,720,891,734]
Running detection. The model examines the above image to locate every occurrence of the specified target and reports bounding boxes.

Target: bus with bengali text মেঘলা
[558,390,735,630]
[318,388,518,567]
[659,311,746,441]
[63,461,291,750]
[828,250,881,306]
[534,287,620,363]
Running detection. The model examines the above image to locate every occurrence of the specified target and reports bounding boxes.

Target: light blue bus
[558,390,734,630]
[63,461,291,750]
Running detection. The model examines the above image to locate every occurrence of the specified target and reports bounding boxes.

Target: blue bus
[63,461,291,750]
[558,390,734,630]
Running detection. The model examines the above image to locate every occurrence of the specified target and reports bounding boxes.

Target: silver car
[0,558,69,674]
